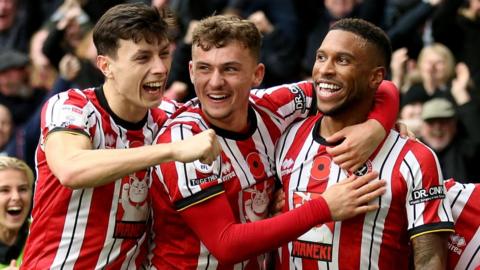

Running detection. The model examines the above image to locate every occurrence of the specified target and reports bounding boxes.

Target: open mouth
[6,206,22,217]
[143,81,163,93]
[315,82,341,97]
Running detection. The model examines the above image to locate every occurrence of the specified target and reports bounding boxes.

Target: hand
[164,81,188,102]
[395,121,416,140]
[171,129,221,164]
[326,119,385,172]
[451,62,471,105]
[321,171,386,221]
[269,189,285,217]
[183,20,199,44]
[390,48,409,88]
[247,11,274,34]
[59,53,81,81]
[4,259,19,270]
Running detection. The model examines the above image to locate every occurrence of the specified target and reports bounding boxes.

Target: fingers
[349,171,379,189]
[356,185,386,205]
[354,204,380,215]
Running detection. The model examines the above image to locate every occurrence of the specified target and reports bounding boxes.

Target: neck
[319,103,372,138]
[0,226,18,246]
[207,115,250,133]
[102,81,148,123]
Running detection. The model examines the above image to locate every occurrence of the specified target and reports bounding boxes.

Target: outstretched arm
[45,129,220,189]
[179,172,385,264]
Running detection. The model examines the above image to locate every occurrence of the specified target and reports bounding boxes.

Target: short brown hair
[192,15,262,61]
[93,3,174,58]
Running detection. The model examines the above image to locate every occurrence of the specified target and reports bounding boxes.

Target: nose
[317,58,335,77]
[151,56,169,75]
[208,69,224,89]
[10,189,20,201]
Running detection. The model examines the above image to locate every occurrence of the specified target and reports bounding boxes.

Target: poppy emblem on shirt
[310,156,331,181]
[246,152,266,179]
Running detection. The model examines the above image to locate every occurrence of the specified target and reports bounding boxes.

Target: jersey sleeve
[154,121,225,210]
[179,190,332,264]
[40,89,93,144]
[401,141,454,239]
[249,81,316,131]
[367,80,399,132]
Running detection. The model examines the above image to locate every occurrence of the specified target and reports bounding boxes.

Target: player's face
[190,41,264,131]
[100,38,171,121]
[312,30,376,116]
[0,169,31,232]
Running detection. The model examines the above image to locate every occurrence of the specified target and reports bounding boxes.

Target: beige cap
[421,98,456,121]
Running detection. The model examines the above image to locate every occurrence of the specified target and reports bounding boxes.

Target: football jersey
[445,180,480,270]
[148,82,317,269]
[21,87,168,269]
[275,114,454,270]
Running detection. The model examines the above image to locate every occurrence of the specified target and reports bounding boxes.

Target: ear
[188,60,195,84]
[252,63,265,88]
[369,66,385,89]
[97,55,113,79]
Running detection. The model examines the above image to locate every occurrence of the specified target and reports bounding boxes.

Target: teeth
[144,82,162,87]
[7,206,21,211]
[209,94,227,99]
[318,83,340,90]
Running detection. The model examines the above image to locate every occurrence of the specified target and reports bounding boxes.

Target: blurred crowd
[0,0,479,185]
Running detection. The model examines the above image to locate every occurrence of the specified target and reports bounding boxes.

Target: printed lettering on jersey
[57,105,85,129]
[115,169,149,239]
[190,158,222,186]
[410,185,445,205]
[242,179,274,222]
[289,85,307,114]
[448,233,466,255]
[310,156,332,181]
[291,191,334,261]
[115,140,149,239]
[246,152,266,179]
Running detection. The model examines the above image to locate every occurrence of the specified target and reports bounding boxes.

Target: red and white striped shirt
[21,87,169,269]
[148,82,318,269]
[445,180,480,270]
[275,115,454,270]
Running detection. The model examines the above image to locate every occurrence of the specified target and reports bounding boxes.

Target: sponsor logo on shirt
[291,240,332,261]
[292,191,334,261]
[289,85,307,113]
[409,185,445,205]
[448,234,466,255]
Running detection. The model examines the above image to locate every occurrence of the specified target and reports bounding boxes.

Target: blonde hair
[0,156,34,186]
[417,43,456,81]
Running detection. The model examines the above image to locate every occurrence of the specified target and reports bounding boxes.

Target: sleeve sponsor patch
[289,85,307,114]
[409,185,445,205]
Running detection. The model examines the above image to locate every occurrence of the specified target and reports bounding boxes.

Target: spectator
[420,98,480,182]
[0,0,30,53]
[0,156,33,269]
[0,105,12,156]
[0,50,46,126]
